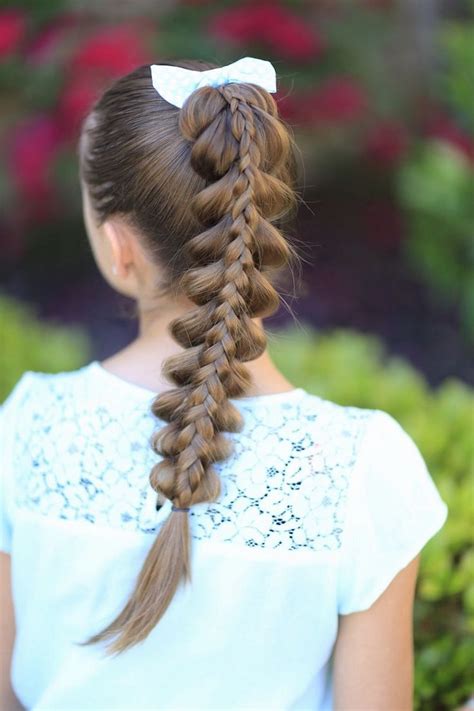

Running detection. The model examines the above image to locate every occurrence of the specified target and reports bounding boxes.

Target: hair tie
[171,505,191,512]
[150,56,277,109]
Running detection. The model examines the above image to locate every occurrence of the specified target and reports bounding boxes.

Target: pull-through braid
[81,81,299,656]
[149,83,297,513]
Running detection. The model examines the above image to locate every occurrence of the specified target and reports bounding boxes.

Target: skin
[1,185,425,710]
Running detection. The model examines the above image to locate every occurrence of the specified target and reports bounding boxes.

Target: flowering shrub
[0,8,26,57]
[364,121,409,167]
[0,6,471,706]
[207,2,324,61]
[0,2,469,207]
[8,115,62,222]
[0,0,472,344]
[281,76,368,125]
[395,9,474,344]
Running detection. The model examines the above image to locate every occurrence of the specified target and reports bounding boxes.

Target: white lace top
[0,361,448,710]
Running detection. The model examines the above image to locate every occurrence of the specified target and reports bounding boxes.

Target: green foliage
[439,17,474,131]
[268,324,474,710]
[0,293,91,401]
[396,141,474,343]
[0,0,66,25]
[392,7,474,345]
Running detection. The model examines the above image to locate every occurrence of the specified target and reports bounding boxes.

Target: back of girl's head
[78,57,301,655]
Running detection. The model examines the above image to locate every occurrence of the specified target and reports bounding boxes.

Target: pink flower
[8,115,62,222]
[208,2,324,62]
[70,24,152,78]
[208,7,255,43]
[424,114,474,163]
[307,78,367,122]
[280,78,367,125]
[0,9,26,59]
[365,121,409,166]
[264,11,324,61]
[276,79,367,126]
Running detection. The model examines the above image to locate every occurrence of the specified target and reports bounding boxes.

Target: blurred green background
[0,0,473,708]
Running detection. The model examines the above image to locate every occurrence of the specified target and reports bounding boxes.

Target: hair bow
[150,56,277,109]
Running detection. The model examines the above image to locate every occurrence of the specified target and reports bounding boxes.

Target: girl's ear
[102,217,134,279]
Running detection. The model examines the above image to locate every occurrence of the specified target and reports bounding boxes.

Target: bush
[397,142,474,343]
[0,293,91,401]
[268,324,474,710]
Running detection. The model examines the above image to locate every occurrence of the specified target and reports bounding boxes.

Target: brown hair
[78,58,302,655]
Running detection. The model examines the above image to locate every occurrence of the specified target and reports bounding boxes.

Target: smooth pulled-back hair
[78,58,301,655]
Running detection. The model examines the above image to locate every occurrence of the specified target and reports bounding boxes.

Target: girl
[0,57,448,710]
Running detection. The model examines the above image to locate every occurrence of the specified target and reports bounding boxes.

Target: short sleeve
[0,373,32,554]
[337,409,449,615]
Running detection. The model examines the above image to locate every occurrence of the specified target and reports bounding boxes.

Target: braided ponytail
[78,62,300,655]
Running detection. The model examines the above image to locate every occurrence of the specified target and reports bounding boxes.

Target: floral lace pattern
[8,366,374,552]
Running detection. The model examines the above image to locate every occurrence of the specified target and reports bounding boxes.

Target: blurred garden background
[0,0,473,708]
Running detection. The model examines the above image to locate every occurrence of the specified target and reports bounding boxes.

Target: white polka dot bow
[150,56,277,108]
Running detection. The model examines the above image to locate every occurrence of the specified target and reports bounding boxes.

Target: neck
[100,298,294,397]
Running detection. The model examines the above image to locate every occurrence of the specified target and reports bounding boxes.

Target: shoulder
[296,390,381,447]
[239,390,378,461]
[338,403,448,546]
[325,403,438,498]
[0,364,106,498]
[335,405,448,615]
[296,393,438,496]
[353,407,430,475]
[1,364,96,431]
[275,392,392,490]
[300,394,424,458]
[283,388,376,423]
[2,363,94,400]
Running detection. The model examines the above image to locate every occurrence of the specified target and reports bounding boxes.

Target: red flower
[209,7,255,43]
[264,11,323,61]
[276,79,367,126]
[308,78,367,122]
[280,78,367,125]
[8,116,62,222]
[424,114,474,163]
[365,121,409,166]
[0,9,26,59]
[208,2,324,62]
[70,24,152,79]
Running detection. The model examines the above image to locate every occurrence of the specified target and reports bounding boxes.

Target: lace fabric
[9,365,374,552]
